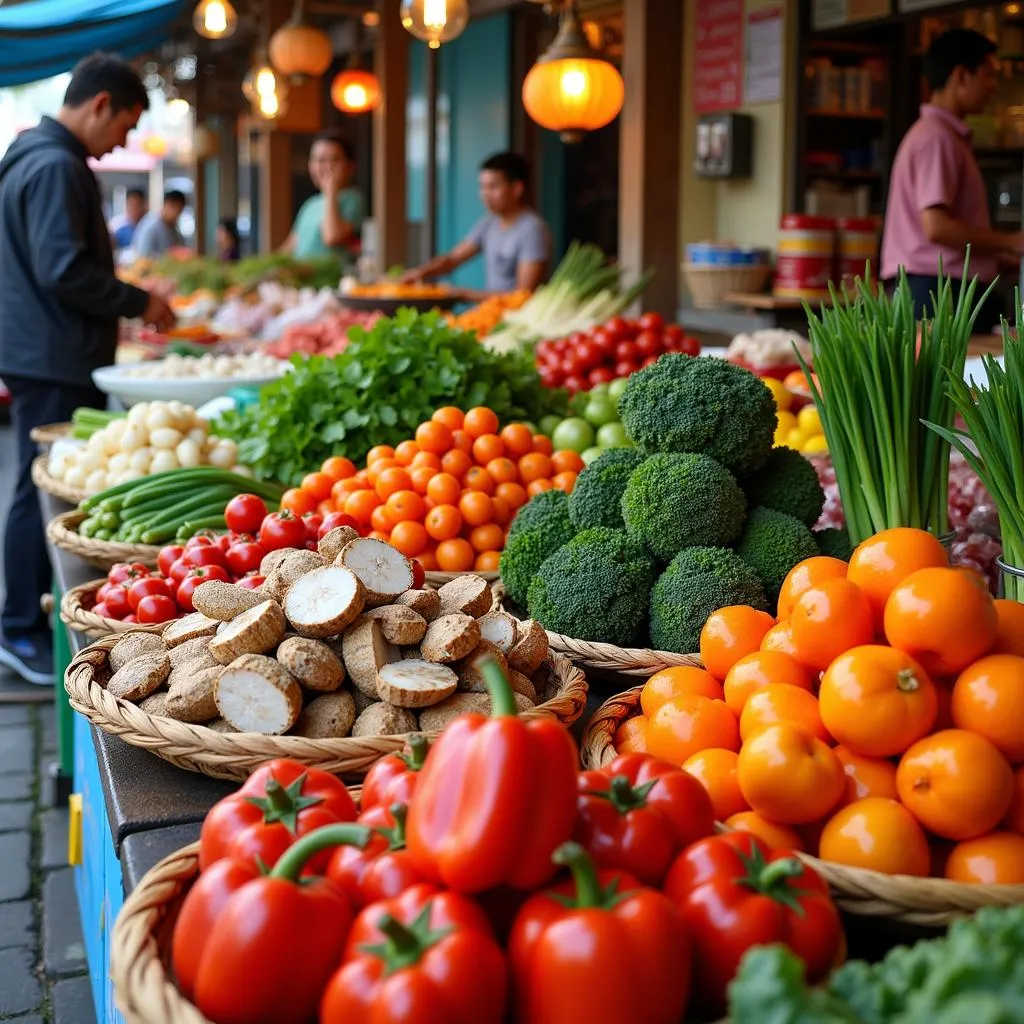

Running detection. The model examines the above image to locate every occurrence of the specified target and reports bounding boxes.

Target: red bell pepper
[198,757,357,873]
[327,803,426,909]
[574,752,716,885]
[509,842,690,1024]
[406,659,577,893]
[173,822,370,1024]
[663,831,843,1015]
[360,735,429,812]
[320,882,507,1024]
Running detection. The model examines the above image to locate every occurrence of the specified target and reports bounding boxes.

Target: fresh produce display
[49,401,250,496]
[264,309,382,358]
[446,289,531,338]
[534,312,700,393]
[765,377,827,454]
[207,283,351,341]
[115,351,285,381]
[502,354,827,652]
[216,310,565,486]
[726,328,813,379]
[279,405,584,571]
[540,376,634,465]
[484,243,651,354]
[68,406,124,440]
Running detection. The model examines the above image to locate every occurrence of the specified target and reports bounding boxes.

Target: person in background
[402,151,551,293]
[0,53,174,685]
[109,186,147,250]
[132,189,187,258]
[880,28,1021,327]
[217,216,241,261]
[281,130,363,263]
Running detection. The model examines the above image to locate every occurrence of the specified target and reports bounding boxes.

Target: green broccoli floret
[568,448,646,531]
[741,447,826,527]
[507,487,571,540]
[527,528,656,646]
[617,353,777,473]
[621,452,747,561]
[648,546,769,654]
[736,506,820,600]
[814,526,852,561]
[500,493,576,607]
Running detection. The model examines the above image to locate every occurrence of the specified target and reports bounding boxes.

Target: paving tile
[0,947,41,1015]
[51,974,96,1024]
[0,832,30,902]
[39,709,57,755]
[43,869,86,977]
[40,807,69,871]
[0,773,32,802]
[0,900,33,950]
[0,800,31,833]
[0,725,33,776]
[6,1016,43,1024]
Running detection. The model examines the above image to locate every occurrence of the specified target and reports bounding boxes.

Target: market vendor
[133,190,187,258]
[880,29,1020,328]
[402,151,551,293]
[281,130,364,264]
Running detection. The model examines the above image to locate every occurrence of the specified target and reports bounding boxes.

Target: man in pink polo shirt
[881,29,1020,328]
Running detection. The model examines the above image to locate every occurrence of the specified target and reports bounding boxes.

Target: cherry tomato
[642,356,660,368]
[664,324,684,347]
[95,582,116,605]
[614,360,638,379]
[123,615,138,624]
[236,574,266,591]
[259,511,307,551]
[588,367,615,386]
[92,601,111,618]
[104,584,132,620]
[574,341,597,370]
[564,374,586,393]
[318,512,358,539]
[638,312,665,333]
[592,329,617,355]
[136,594,179,624]
[183,546,228,571]
[604,316,630,341]
[411,559,425,589]
[157,545,185,578]
[540,368,562,388]
[225,541,267,578]
[184,535,214,552]
[168,557,192,586]
[635,331,661,358]
[215,534,233,554]
[302,513,323,543]
[127,576,173,612]
[108,562,151,585]
[680,337,701,357]
[177,567,230,612]
[224,494,269,536]
[616,340,639,363]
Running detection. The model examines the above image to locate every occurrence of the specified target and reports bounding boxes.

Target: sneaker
[0,634,54,686]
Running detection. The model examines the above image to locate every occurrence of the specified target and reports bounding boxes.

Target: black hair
[311,130,355,162]
[218,216,240,245]
[126,187,146,202]
[164,190,187,206]
[923,29,997,91]
[64,53,149,113]
[480,151,530,186]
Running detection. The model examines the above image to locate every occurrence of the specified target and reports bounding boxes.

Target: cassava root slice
[350,701,418,738]
[317,526,360,563]
[420,614,481,664]
[293,691,356,738]
[365,605,428,645]
[214,654,302,735]
[209,600,286,665]
[165,666,220,723]
[168,638,217,672]
[341,616,399,698]
[109,632,166,673]
[108,652,170,702]
[395,588,441,621]
[263,550,327,602]
[507,619,549,675]
[337,538,413,607]
[283,565,365,639]
[478,611,518,653]
[191,580,267,622]
[454,640,509,693]
[162,612,218,648]
[376,660,458,708]
[276,637,345,692]
[437,575,493,618]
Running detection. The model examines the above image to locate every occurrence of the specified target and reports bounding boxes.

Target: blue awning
[0,0,190,87]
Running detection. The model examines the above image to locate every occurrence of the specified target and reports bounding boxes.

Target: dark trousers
[900,274,1005,334]
[2,375,105,638]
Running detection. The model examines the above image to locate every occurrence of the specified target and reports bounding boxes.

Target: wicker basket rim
[47,508,162,568]
[32,455,89,506]
[59,578,163,637]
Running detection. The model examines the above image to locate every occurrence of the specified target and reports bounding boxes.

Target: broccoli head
[814,525,852,561]
[742,446,826,527]
[648,546,769,654]
[735,506,820,601]
[617,353,777,474]
[527,527,656,646]
[568,448,647,531]
[499,492,576,607]
[507,487,571,540]
[621,452,747,561]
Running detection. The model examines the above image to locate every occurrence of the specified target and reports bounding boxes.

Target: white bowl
[91,364,286,407]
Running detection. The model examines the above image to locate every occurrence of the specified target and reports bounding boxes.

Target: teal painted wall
[406,44,427,226]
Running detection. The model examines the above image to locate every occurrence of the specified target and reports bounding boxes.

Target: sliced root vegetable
[420,614,481,664]
[214,654,302,735]
[477,611,518,654]
[263,550,327,602]
[338,538,413,607]
[352,689,379,715]
[438,575,493,618]
[318,526,360,563]
[192,580,267,622]
[138,691,170,717]
[108,652,170,702]
[163,612,219,648]
[165,666,220,723]
[283,565,366,639]
[276,636,345,692]
[376,659,458,708]
[209,600,287,665]
[418,692,491,732]
[396,588,441,621]
[509,670,538,705]
[292,691,356,738]
[342,616,400,698]
[454,640,509,693]
[168,638,217,672]
[507,619,549,676]
[260,548,297,577]
[365,605,428,646]
[350,701,418,738]
[110,633,167,674]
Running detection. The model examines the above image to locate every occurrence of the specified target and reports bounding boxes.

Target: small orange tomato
[951,654,1024,764]
[458,491,494,527]
[463,406,500,439]
[411,450,442,472]
[532,434,554,456]
[485,457,518,485]
[425,472,461,506]
[472,433,505,465]
[683,748,748,820]
[370,504,393,534]
[991,599,1024,657]
[884,567,998,677]
[1005,765,1024,834]
[789,578,874,672]
[321,456,356,481]
[833,746,899,805]
[550,450,585,475]
[366,445,395,465]
[374,466,413,501]
[640,666,724,716]
[408,466,436,495]
[723,811,804,852]
[384,489,426,525]
[416,548,439,571]
[527,480,554,497]
[760,620,800,658]
[614,715,648,754]
[551,471,577,493]
[777,556,848,620]
[280,487,317,516]
[944,831,1024,884]
[738,683,829,743]
[699,605,776,681]
[441,448,473,479]
[737,723,845,825]
[414,420,453,455]
[424,504,462,542]
[819,797,930,876]
[498,423,534,459]
[896,729,1014,840]
[818,645,937,758]
[388,520,429,558]
[518,452,552,484]
[723,650,815,716]
[489,496,512,528]
[468,523,504,554]
[495,482,528,510]
[431,406,465,431]
[435,537,475,572]
[392,440,420,466]
[474,551,501,572]
[462,467,495,496]
[646,694,740,765]
[344,488,381,526]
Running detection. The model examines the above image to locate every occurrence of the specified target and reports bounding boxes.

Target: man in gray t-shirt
[132,189,186,258]
[403,151,551,293]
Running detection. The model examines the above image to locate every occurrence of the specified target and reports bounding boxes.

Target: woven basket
[60,579,163,638]
[32,456,88,506]
[682,263,772,310]
[582,688,1024,926]
[47,510,161,571]
[65,633,588,782]
[546,631,702,677]
[30,421,72,447]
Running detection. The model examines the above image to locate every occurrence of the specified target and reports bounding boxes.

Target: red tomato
[92,601,111,618]
[184,535,215,552]
[259,511,307,551]
[319,512,358,539]
[136,594,179,624]
[588,366,615,386]
[124,615,138,624]
[635,331,661,358]
[104,585,132,620]
[540,367,562,388]
[664,324,684,347]
[224,494,269,535]
[177,566,230,612]
[616,340,639,363]
[603,316,630,341]
[614,360,638,378]
[168,557,192,586]
[574,340,597,370]
[157,545,184,578]
[225,541,267,578]
[183,546,228,571]
[302,513,323,542]
[95,582,116,604]
[108,562,150,585]
[564,375,586,393]
[642,356,659,368]
[215,534,233,554]
[680,337,701,357]
[638,312,665,333]
[592,328,617,355]
[236,574,266,591]
[127,576,173,612]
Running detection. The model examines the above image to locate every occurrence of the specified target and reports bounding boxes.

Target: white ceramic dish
[91,363,286,407]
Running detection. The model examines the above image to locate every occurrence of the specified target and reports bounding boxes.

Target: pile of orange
[279,406,582,573]
[613,526,1024,885]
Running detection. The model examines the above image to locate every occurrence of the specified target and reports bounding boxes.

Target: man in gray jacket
[0,53,174,685]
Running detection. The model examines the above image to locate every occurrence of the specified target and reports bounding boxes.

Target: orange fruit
[897,728,1014,840]
[415,421,453,455]
[424,504,462,542]
[884,567,998,677]
[640,666,724,716]
[777,556,848,619]
[392,440,420,466]
[300,472,335,501]
[737,723,845,824]
[740,683,829,743]
[499,423,535,459]
[723,651,815,716]
[495,482,528,510]
[344,489,382,526]
[449,429,473,454]
[472,433,505,465]
[951,654,1024,763]
[411,450,442,472]
[485,457,518,485]
[723,811,804,852]
[790,578,874,672]
[281,488,317,517]
[834,746,899,805]
[370,504,393,533]
[469,523,504,554]
[426,472,461,506]
[416,548,438,571]
[384,489,425,525]
[474,551,501,572]
[408,466,436,495]
[760,620,800,658]
[459,491,494,527]
[321,456,356,481]
[614,715,648,754]
[317,499,335,518]
[532,434,554,456]
[490,497,512,528]
[819,798,930,876]
[365,458,397,486]
[436,538,475,572]
[366,445,395,465]
[518,452,553,484]
[818,645,937,758]
[699,606,776,681]
[551,471,577,493]
[944,831,1024,884]
[331,478,364,503]
[992,599,1024,657]
[463,407,499,438]
[431,406,465,431]
[527,479,554,496]
[847,527,948,627]
[551,450,586,475]
[462,467,495,495]
[1003,766,1024,834]
[683,748,748,820]
[645,694,740,764]
[441,449,473,479]
[389,520,429,557]
[374,466,413,501]
[367,530,390,542]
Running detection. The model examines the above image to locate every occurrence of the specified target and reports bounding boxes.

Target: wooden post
[619,0,684,318]
[373,0,409,268]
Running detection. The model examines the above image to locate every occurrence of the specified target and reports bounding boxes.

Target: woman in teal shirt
[282,130,363,263]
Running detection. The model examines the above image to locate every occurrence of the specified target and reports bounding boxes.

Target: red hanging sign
[694,0,745,113]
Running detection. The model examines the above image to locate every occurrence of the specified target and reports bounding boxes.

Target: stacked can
[774,215,836,302]
[836,217,880,290]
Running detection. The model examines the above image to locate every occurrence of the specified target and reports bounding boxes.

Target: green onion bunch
[801,262,989,546]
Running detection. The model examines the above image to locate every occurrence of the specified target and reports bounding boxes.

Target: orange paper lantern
[269,7,333,81]
[331,69,382,114]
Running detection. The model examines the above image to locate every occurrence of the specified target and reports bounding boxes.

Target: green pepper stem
[377,915,419,955]
[758,857,806,892]
[269,823,372,882]
[603,775,657,814]
[401,735,429,771]
[481,658,518,717]
[264,779,293,813]
[376,803,408,851]
[552,841,604,909]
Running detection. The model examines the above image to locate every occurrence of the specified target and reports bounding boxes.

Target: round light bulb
[399,0,469,48]
[193,0,237,40]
